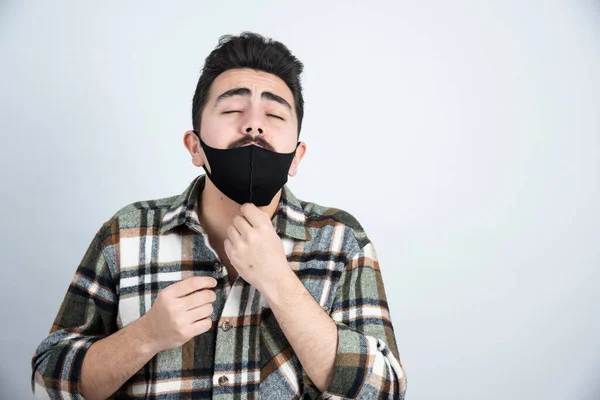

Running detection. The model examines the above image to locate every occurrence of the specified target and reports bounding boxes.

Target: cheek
[277,136,300,154]
[266,126,298,153]
[200,118,239,148]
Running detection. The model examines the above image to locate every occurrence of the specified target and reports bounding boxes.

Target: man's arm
[31,221,124,399]
[264,240,407,399]
[77,318,157,400]
[79,276,217,400]
[33,304,159,400]
[32,219,217,399]
[262,268,338,391]
[223,204,407,398]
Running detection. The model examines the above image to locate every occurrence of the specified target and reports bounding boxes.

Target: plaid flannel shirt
[32,175,407,399]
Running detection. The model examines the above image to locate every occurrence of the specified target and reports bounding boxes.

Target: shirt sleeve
[31,221,119,399]
[319,240,407,399]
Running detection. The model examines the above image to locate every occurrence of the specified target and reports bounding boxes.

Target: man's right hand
[141,276,218,353]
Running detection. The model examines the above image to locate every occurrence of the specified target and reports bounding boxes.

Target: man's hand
[224,203,292,295]
[141,276,217,353]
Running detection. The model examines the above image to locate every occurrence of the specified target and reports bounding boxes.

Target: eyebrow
[214,87,292,110]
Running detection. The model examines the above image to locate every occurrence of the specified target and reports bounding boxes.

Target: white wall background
[1,1,598,399]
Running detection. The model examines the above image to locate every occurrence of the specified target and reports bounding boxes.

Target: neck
[198,176,281,242]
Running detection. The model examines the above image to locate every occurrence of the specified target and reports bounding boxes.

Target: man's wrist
[262,265,303,308]
[130,315,162,356]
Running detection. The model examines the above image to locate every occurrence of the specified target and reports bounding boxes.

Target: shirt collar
[159,175,311,241]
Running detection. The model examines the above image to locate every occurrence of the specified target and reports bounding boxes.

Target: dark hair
[192,32,305,136]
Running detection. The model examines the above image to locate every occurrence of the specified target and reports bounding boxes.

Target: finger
[232,215,253,237]
[226,225,241,245]
[190,317,213,336]
[240,203,266,227]
[187,303,214,323]
[224,238,234,260]
[182,289,217,311]
[169,276,217,298]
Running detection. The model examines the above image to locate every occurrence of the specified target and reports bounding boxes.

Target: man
[32,32,407,399]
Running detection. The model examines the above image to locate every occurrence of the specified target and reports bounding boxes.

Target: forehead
[209,68,295,107]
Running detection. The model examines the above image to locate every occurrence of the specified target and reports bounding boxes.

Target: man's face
[199,68,299,153]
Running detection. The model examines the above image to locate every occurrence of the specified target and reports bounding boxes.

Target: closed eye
[222,110,284,121]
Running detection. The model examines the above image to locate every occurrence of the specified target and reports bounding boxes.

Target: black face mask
[194,131,299,207]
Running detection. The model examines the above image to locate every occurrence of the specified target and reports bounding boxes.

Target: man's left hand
[224,203,292,295]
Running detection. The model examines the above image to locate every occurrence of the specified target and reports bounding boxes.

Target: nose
[242,106,265,136]
[245,127,264,134]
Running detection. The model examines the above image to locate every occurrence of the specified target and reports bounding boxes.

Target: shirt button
[214,262,223,273]
[221,320,232,332]
[218,375,228,386]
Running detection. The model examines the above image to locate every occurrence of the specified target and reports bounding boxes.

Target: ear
[288,142,307,177]
[183,130,206,168]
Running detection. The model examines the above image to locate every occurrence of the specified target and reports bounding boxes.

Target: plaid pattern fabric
[32,175,407,399]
